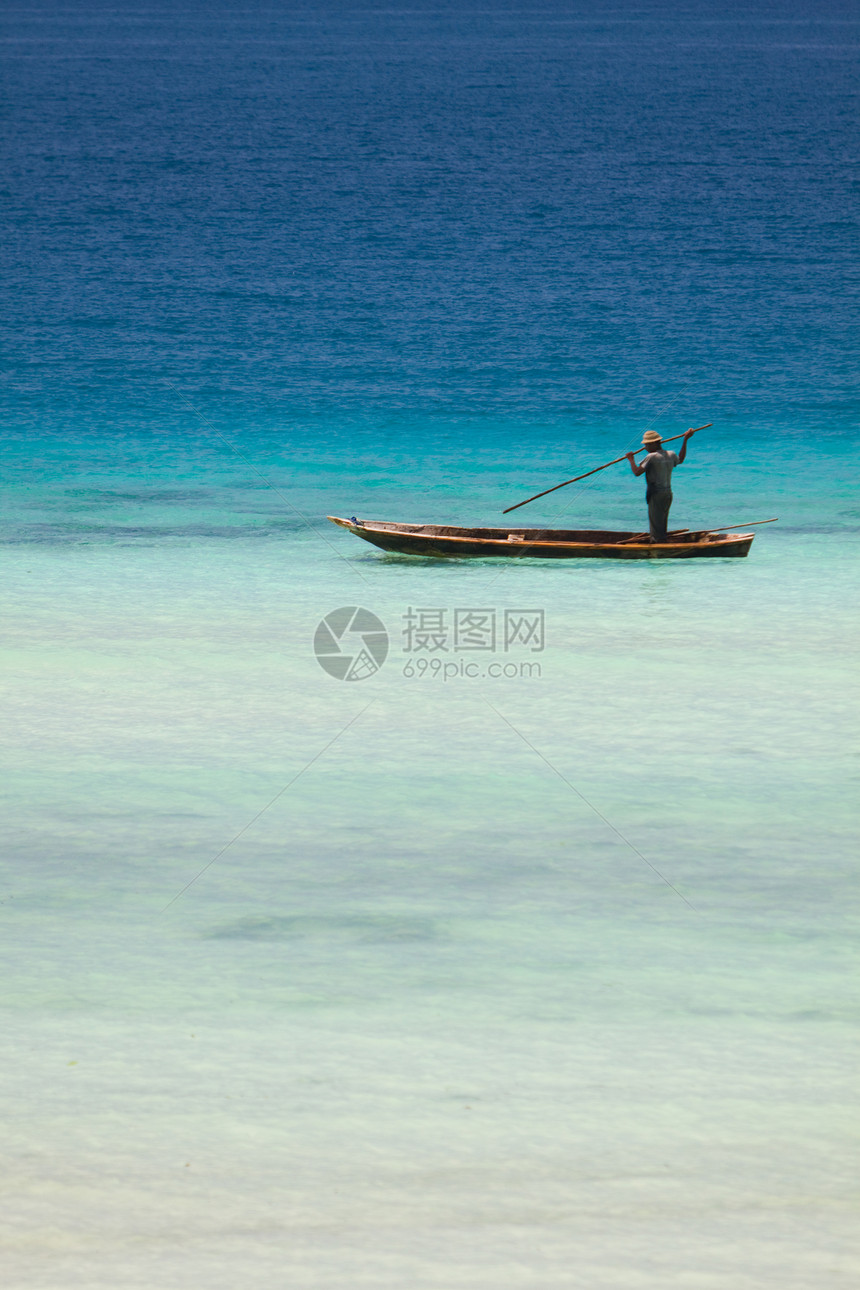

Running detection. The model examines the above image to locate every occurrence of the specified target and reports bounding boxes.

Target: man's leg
[648,490,672,541]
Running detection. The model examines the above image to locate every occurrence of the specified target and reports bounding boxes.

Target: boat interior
[330,518,728,544]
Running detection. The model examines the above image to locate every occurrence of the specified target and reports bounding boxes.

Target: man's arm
[677,427,696,464]
[626,452,647,477]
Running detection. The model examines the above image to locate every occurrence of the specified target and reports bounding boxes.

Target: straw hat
[642,430,663,445]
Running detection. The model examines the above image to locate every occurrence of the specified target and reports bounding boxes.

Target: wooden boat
[327,516,756,559]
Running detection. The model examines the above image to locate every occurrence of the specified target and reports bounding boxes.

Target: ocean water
[1,2,858,1286]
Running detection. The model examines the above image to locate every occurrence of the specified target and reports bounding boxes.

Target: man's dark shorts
[646,487,673,541]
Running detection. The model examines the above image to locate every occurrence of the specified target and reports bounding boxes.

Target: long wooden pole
[620,517,778,545]
[502,424,712,515]
[685,518,778,536]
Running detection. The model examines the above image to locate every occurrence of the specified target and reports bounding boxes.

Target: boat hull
[328,518,755,559]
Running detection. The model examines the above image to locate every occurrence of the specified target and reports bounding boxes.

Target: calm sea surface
[1,2,858,1286]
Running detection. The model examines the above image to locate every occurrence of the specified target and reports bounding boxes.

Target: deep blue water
[3,0,858,437]
[1,4,858,1286]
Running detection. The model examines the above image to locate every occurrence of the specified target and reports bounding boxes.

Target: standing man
[626,427,698,541]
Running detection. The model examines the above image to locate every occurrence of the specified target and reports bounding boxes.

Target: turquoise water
[2,3,859,1286]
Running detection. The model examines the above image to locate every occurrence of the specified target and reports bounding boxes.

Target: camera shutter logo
[314,607,389,681]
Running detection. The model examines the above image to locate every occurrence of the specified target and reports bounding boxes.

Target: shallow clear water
[1,2,858,1286]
